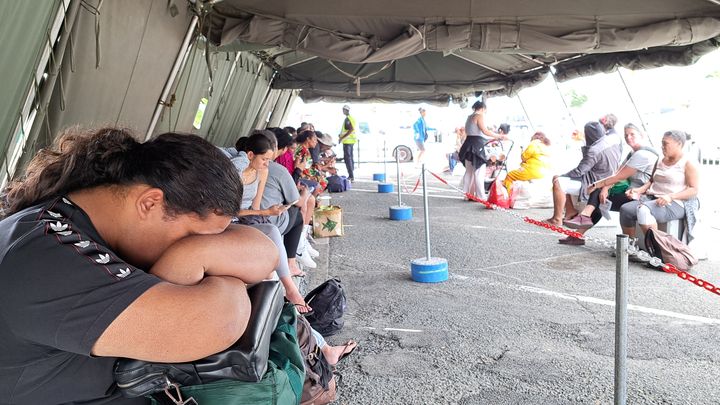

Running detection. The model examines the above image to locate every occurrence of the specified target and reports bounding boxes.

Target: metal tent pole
[145,15,199,140]
[550,72,577,128]
[617,69,649,134]
[516,94,535,131]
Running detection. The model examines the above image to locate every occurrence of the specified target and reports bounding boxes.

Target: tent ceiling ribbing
[199,0,720,103]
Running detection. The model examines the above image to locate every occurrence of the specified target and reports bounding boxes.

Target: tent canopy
[201,0,720,103]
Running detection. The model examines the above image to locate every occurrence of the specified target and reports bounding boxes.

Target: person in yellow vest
[338,104,357,181]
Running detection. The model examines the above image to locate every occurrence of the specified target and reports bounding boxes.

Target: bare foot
[288,260,305,277]
[543,218,562,226]
[286,291,312,314]
[323,340,358,366]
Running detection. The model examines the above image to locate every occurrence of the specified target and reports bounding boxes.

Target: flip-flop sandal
[294,303,314,316]
[336,340,358,364]
[291,271,307,278]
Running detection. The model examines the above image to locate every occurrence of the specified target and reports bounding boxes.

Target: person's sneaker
[563,215,594,229]
[305,243,320,258]
[558,236,586,246]
[304,224,316,244]
[296,252,317,269]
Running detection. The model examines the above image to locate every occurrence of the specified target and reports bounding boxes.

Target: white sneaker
[304,224,316,244]
[297,252,317,269]
[306,243,320,258]
[296,234,309,255]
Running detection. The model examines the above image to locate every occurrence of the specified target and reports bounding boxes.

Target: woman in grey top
[235,133,314,314]
[458,101,508,200]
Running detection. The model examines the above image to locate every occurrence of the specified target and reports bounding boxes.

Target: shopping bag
[313,206,343,237]
[510,181,531,209]
[487,179,511,209]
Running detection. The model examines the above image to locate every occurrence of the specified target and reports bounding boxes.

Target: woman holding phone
[235,133,314,314]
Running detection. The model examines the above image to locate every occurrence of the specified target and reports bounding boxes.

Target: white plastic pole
[422,164,431,260]
[396,151,402,206]
[383,140,387,176]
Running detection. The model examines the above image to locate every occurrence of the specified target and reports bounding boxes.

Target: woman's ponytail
[2,127,140,216]
[2,126,242,219]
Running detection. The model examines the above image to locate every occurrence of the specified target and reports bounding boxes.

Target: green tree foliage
[566,89,588,108]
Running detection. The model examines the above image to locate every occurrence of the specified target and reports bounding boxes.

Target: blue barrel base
[389,205,413,220]
[377,183,394,193]
[373,173,386,182]
[411,257,449,283]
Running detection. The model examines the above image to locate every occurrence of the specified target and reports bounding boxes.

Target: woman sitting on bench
[618,130,699,258]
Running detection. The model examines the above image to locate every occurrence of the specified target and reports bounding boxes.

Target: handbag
[608,179,630,196]
[114,280,285,398]
[148,303,304,405]
[313,206,343,237]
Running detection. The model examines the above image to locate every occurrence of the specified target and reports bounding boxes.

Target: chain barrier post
[396,150,402,206]
[422,164,431,260]
[615,234,628,405]
[410,164,448,282]
[373,140,387,182]
[383,139,387,179]
[377,140,393,193]
[389,146,412,220]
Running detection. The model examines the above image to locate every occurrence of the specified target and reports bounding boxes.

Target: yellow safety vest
[340,115,357,144]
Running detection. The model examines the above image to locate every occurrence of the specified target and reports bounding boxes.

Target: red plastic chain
[662,263,720,296]
[427,170,450,186]
[522,217,584,239]
[411,178,421,193]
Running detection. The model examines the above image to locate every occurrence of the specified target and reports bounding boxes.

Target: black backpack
[304,278,347,336]
[326,175,350,193]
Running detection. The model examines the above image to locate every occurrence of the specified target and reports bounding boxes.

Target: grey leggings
[619,197,685,228]
[251,223,291,278]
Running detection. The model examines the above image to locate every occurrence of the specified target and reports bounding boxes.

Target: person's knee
[619,205,637,228]
[552,178,562,192]
[636,204,657,226]
[240,227,281,281]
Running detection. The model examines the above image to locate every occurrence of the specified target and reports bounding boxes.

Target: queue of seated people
[460,107,700,261]
[0,126,354,404]
[541,115,700,263]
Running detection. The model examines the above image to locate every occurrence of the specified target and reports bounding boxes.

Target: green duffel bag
[150,367,297,405]
[148,303,305,405]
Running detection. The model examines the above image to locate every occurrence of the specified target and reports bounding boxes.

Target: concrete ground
[303,163,720,405]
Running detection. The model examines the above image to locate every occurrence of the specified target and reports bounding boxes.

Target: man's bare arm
[92,276,251,362]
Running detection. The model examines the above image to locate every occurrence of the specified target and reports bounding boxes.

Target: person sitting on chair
[562,124,659,240]
[544,121,622,244]
[503,131,552,194]
[0,127,277,404]
[617,130,699,257]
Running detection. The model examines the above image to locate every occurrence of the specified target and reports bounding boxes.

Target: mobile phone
[283,199,299,209]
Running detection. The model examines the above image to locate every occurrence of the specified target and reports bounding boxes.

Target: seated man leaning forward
[545,121,622,244]
[0,127,277,404]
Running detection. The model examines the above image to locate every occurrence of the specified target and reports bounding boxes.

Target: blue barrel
[373,173,386,182]
[389,205,413,221]
[411,258,449,283]
[377,183,394,193]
